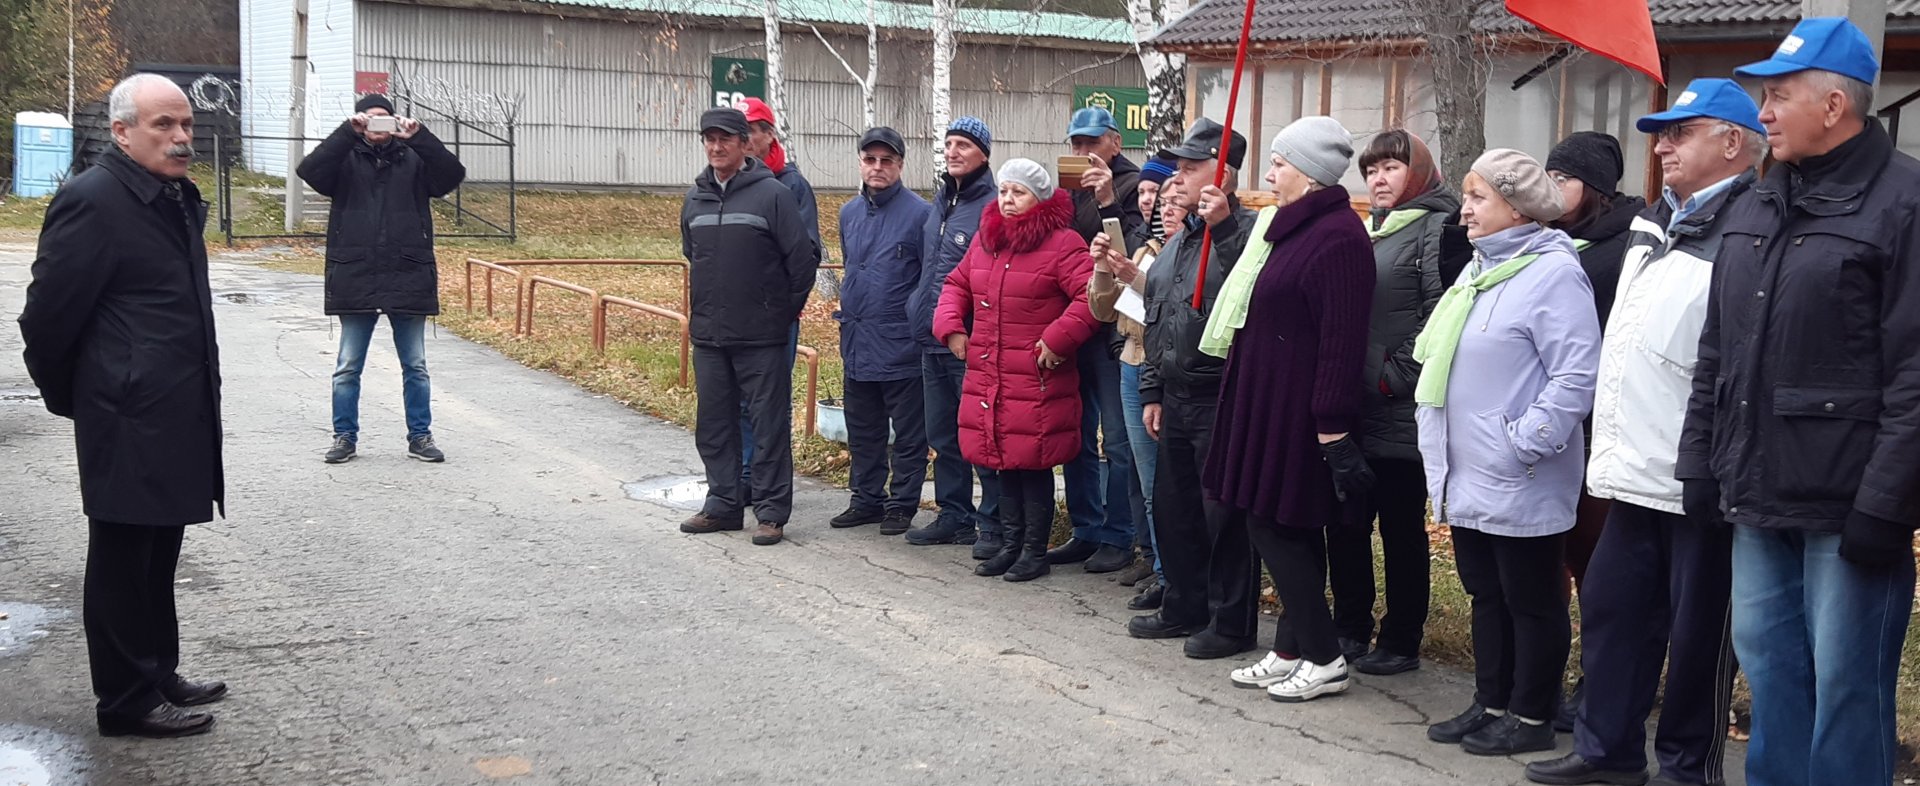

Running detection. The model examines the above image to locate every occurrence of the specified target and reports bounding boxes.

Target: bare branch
[805,22,870,90]
[1044,52,1133,89]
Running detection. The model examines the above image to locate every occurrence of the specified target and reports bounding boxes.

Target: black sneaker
[879,510,915,536]
[1462,714,1556,756]
[1338,636,1370,662]
[904,515,977,545]
[969,529,1002,560]
[1429,702,1500,744]
[831,505,885,529]
[408,436,445,462]
[1353,648,1421,676]
[324,435,356,464]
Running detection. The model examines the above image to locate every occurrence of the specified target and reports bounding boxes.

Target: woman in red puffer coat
[935,158,1101,583]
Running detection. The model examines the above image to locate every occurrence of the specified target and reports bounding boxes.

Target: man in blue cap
[1525,77,1766,786]
[1678,18,1920,786]
[1047,105,1144,574]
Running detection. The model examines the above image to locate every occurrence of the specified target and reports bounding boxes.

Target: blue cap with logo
[1734,16,1880,86]
[1067,106,1120,140]
[1636,78,1763,134]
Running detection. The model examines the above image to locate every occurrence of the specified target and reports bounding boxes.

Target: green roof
[524,0,1135,43]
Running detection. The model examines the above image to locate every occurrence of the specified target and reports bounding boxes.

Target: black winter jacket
[1563,194,1648,329]
[18,148,224,525]
[296,121,467,316]
[1139,198,1257,405]
[910,167,996,354]
[1679,120,1920,535]
[1359,188,1467,462]
[680,159,819,347]
[773,162,823,266]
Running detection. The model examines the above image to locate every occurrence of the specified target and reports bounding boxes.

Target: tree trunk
[763,0,793,162]
[863,0,877,130]
[1129,0,1188,149]
[929,0,955,175]
[1412,0,1490,185]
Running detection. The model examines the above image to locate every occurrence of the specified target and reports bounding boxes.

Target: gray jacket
[1360,188,1466,462]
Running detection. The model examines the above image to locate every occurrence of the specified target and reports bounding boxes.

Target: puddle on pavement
[0,725,88,786]
[216,291,291,305]
[622,476,707,510]
[0,603,66,658]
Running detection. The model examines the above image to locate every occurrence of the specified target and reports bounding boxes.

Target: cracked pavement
[0,241,1744,785]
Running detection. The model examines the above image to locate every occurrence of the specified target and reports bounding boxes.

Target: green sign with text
[1073,86,1151,147]
[712,57,767,107]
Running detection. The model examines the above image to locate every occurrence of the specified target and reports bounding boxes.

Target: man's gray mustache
[167,144,194,158]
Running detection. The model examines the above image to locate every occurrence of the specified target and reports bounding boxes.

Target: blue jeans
[1063,339,1134,548]
[1732,525,1914,786]
[332,313,431,441]
[921,351,999,532]
[1120,361,1160,576]
[740,322,801,480]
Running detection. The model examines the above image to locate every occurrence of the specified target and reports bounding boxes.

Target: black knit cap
[1545,131,1624,194]
[355,93,395,115]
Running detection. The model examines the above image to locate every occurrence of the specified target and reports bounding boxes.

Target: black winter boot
[1004,501,1056,582]
[976,497,1024,577]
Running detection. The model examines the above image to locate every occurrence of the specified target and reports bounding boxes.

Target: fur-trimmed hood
[977,190,1077,255]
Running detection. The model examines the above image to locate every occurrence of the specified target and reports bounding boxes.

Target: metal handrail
[462,257,524,330]
[523,275,600,339]
[490,259,690,314]
[597,295,691,387]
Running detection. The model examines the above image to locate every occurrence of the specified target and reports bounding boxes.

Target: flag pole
[1191,0,1259,309]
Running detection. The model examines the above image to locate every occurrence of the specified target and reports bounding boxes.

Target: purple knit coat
[1203,185,1377,528]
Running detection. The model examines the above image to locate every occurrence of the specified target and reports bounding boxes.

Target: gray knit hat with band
[1269,116,1355,187]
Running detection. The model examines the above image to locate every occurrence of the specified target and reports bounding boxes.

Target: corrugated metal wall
[354,2,1145,191]
[241,0,360,177]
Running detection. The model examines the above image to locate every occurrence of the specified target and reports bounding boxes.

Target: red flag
[1506,0,1664,84]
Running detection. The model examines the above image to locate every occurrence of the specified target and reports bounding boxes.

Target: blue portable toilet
[13,112,74,198]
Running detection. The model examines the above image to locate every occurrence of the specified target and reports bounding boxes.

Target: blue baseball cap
[1067,106,1119,140]
[1636,78,1764,134]
[1734,17,1880,86]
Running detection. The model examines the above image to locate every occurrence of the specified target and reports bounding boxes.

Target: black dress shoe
[1127,612,1202,639]
[1429,702,1500,744]
[1084,544,1135,573]
[1353,648,1421,676]
[1183,629,1257,660]
[1524,752,1649,785]
[1462,714,1556,756]
[98,704,215,738]
[1044,537,1098,564]
[161,676,228,707]
[1127,582,1164,611]
[1337,636,1370,662]
[830,505,885,529]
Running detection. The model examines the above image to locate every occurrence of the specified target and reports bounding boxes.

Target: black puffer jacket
[680,159,819,347]
[1679,121,1920,535]
[296,121,466,316]
[1139,198,1257,405]
[1358,188,1466,462]
[1563,194,1648,329]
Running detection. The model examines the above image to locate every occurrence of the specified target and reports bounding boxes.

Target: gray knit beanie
[1471,148,1565,223]
[1270,116,1355,187]
[998,158,1054,201]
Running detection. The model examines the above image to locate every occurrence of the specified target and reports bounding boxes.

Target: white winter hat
[998,158,1055,201]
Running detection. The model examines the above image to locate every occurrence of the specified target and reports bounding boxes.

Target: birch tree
[763,0,794,161]
[806,0,879,130]
[1128,0,1188,149]
[928,0,956,175]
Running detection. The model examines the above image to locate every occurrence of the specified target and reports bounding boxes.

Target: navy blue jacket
[909,166,997,354]
[774,162,823,266]
[837,180,932,382]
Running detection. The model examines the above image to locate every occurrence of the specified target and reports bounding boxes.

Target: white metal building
[239,0,1145,191]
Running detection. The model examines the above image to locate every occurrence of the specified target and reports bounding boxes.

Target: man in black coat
[678,107,819,547]
[1678,19,1920,785]
[296,93,466,465]
[18,73,228,738]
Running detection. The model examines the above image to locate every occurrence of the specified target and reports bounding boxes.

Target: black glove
[1681,479,1721,526]
[1320,436,1376,504]
[1839,509,1915,570]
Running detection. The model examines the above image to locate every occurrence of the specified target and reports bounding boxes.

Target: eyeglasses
[1656,121,1715,144]
[861,155,901,166]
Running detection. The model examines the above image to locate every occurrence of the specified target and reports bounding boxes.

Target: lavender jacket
[1416,223,1600,537]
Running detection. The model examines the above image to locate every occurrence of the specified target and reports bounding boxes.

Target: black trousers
[844,376,927,514]
[1450,526,1571,721]
[1326,457,1431,656]
[694,344,793,523]
[1248,519,1340,665]
[1154,392,1259,639]
[1573,502,1734,784]
[84,519,185,718]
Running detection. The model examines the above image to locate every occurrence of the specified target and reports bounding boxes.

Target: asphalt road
[0,242,1740,786]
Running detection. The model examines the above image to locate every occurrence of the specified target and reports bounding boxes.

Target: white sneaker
[1230,651,1300,689]
[1267,656,1351,703]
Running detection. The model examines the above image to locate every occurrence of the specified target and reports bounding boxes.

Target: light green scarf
[1197,206,1279,359]
[1368,208,1434,241]
[1411,252,1542,407]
